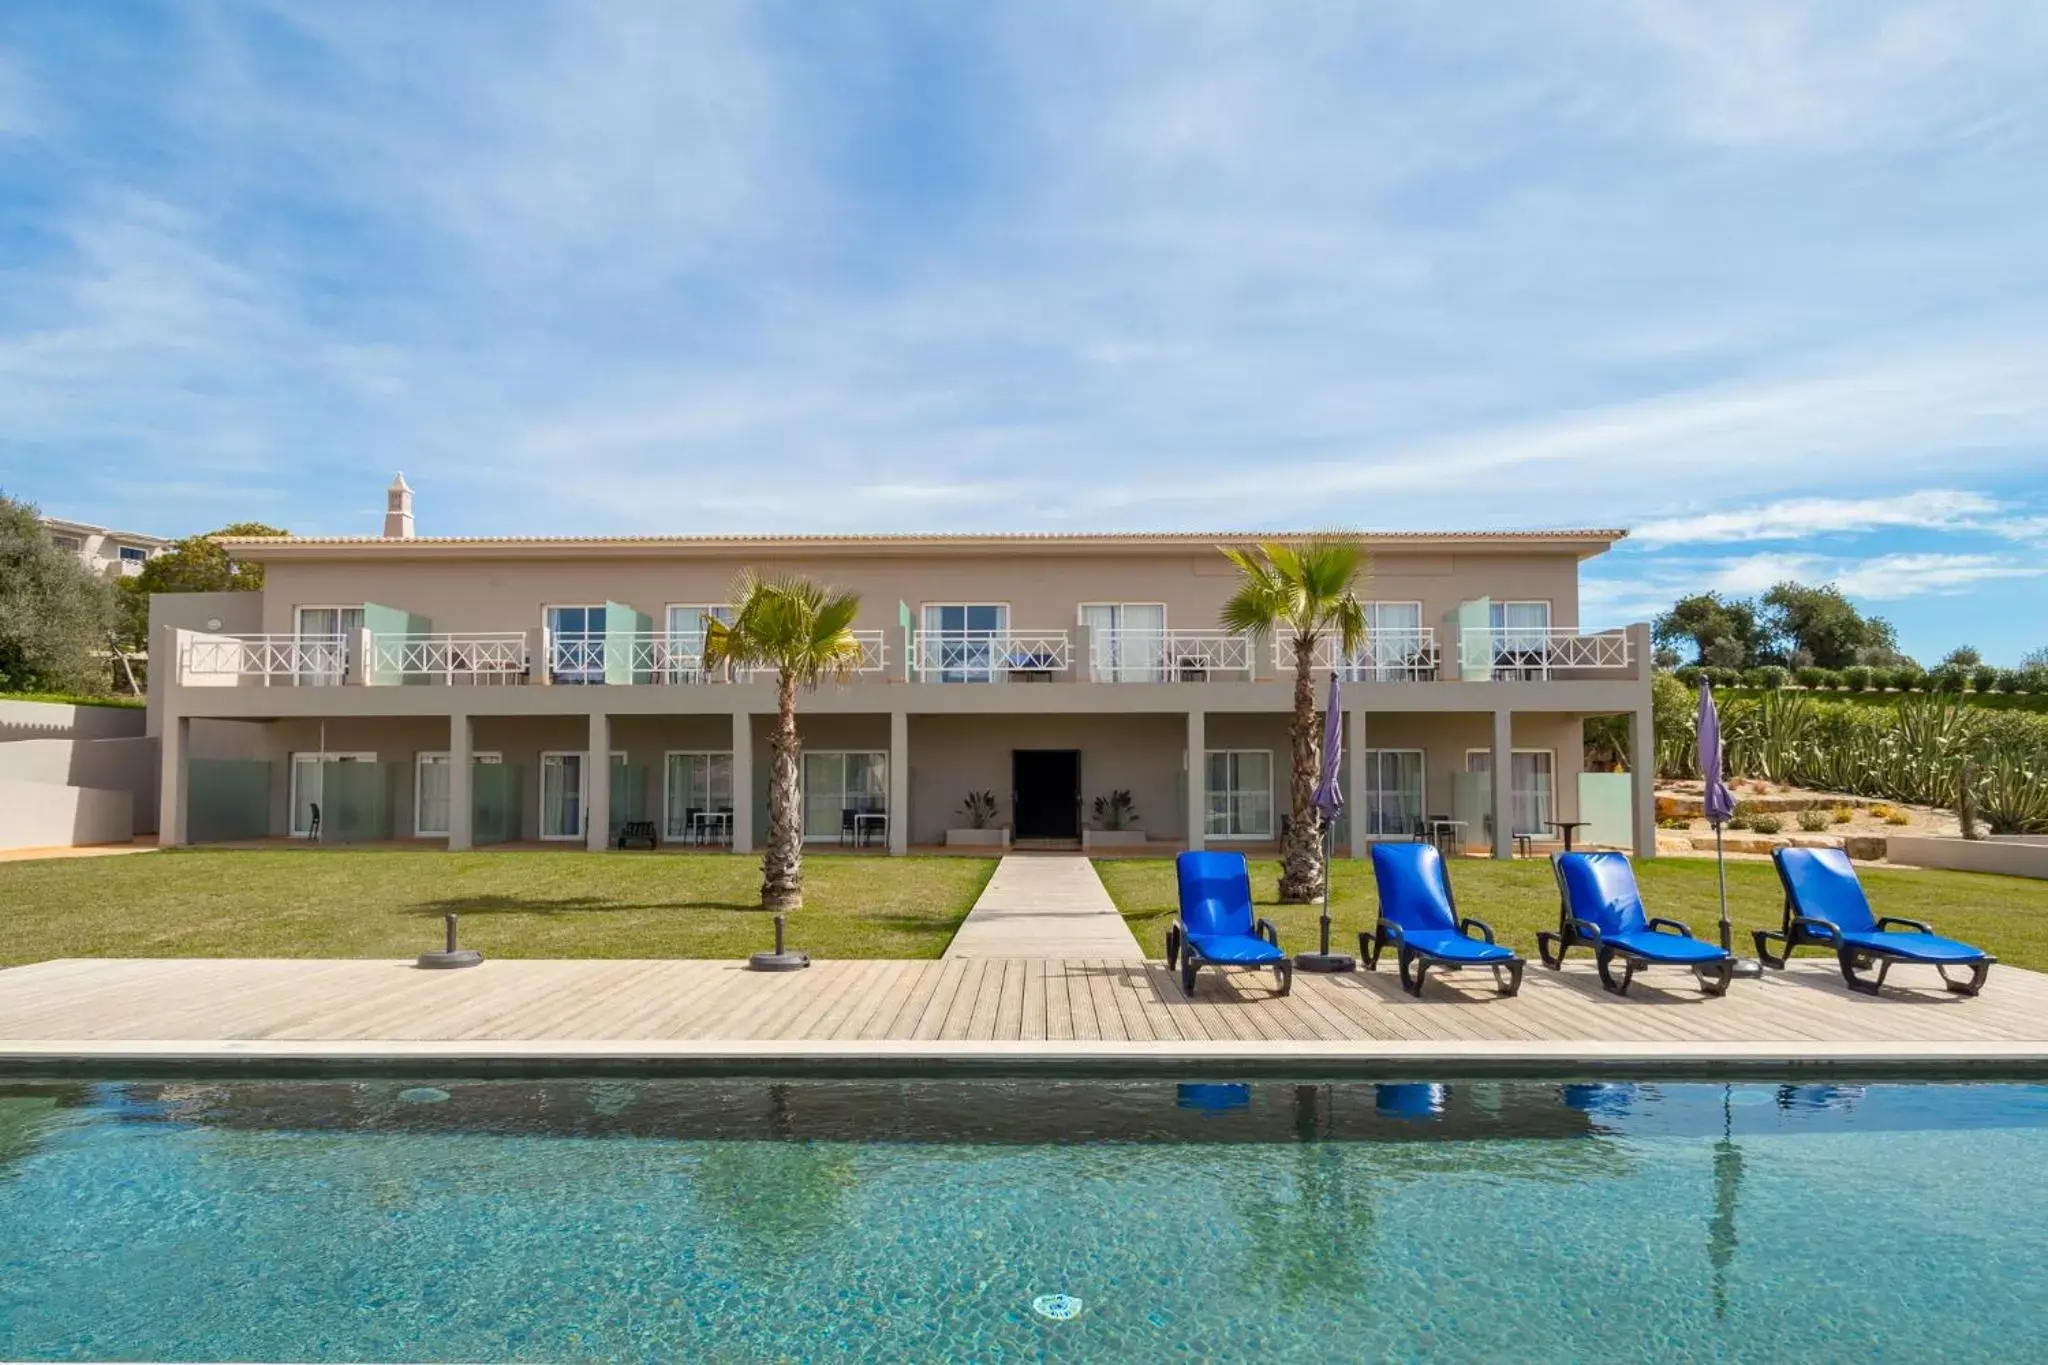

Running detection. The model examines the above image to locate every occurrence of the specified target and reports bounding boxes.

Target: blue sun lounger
[1544,852,1735,997]
[1167,851,1292,998]
[1360,842,1522,997]
[1760,846,1993,997]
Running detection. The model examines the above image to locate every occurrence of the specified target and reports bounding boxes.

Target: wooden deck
[2,956,2045,1071]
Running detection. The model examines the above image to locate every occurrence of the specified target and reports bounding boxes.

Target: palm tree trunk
[761,670,804,911]
[1277,634,1325,903]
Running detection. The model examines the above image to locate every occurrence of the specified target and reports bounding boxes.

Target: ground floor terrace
[157,705,1654,858]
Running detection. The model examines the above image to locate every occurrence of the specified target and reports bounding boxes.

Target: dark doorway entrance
[1012,750,1081,840]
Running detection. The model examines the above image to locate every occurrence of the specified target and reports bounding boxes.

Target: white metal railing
[1267,629,1440,682]
[180,634,349,685]
[916,630,1071,682]
[1093,630,1253,682]
[370,633,528,685]
[1459,626,1631,680]
[550,630,889,684]
[735,631,890,680]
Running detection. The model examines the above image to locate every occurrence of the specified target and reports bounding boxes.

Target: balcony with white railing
[734,630,890,681]
[915,630,1072,682]
[1093,630,1254,682]
[179,634,351,686]
[1458,626,1632,681]
[1267,629,1441,682]
[370,633,529,685]
[548,631,890,685]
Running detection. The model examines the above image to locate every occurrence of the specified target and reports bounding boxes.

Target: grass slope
[0,850,996,965]
[1097,855,2048,973]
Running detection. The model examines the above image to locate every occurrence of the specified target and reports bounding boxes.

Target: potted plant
[945,790,1010,848]
[1083,789,1147,850]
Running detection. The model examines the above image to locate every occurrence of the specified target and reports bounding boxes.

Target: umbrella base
[1294,952,1356,974]
[1726,957,1767,979]
[748,950,812,972]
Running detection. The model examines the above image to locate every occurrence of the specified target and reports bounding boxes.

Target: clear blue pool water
[0,1077,2043,1361]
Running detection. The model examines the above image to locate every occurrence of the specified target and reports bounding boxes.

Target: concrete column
[353,627,375,686]
[447,713,474,851]
[527,626,551,685]
[1185,709,1206,851]
[159,714,189,847]
[585,710,610,851]
[888,710,909,855]
[1629,704,1657,859]
[1072,623,1095,683]
[1491,707,1514,860]
[1347,706,1371,859]
[730,711,754,853]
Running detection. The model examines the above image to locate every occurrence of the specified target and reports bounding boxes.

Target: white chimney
[384,472,415,538]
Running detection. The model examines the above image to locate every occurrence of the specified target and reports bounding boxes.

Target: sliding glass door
[294,606,362,686]
[921,604,1006,682]
[414,752,503,837]
[802,751,887,842]
[1465,750,1555,837]
[1362,749,1425,838]
[1080,603,1166,681]
[664,751,735,842]
[289,752,374,837]
[547,605,607,685]
[539,751,587,840]
[1361,601,1425,680]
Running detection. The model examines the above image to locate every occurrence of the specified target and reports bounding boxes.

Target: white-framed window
[294,605,364,686]
[50,533,83,553]
[1205,749,1274,839]
[545,605,608,684]
[664,604,733,682]
[920,603,1009,682]
[1361,749,1425,838]
[802,750,888,843]
[118,545,150,565]
[1464,749,1555,838]
[1079,602,1167,681]
[538,749,627,839]
[289,751,376,837]
[1487,600,1552,679]
[413,751,503,837]
[663,751,735,841]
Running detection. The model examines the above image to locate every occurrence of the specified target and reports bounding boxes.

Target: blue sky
[1,2,2045,663]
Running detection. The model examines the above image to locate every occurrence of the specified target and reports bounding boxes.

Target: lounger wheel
[1275,961,1293,997]
[1494,959,1524,998]
[1595,947,1635,997]
[1694,960,1734,997]
[1164,925,1182,969]
[1536,931,1565,970]
[1180,955,1199,998]
[1939,960,1992,997]
[1396,946,1431,998]
[1358,931,1380,971]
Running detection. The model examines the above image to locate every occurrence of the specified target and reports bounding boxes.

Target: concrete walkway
[942,855,1145,960]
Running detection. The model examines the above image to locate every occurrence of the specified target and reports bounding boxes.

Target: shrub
[1870,802,1895,818]
[1841,665,1872,692]
[1796,808,1829,832]
[958,791,999,828]
[1884,810,1911,826]
[1725,815,1751,831]
[2022,668,2048,695]
[1927,664,1968,694]
[1891,666,1927,692]
[1706,666,1743,690]
[1744,665,1787,690]
[1970,664,2001,694]
[1673,665,1703,689]
[1794,665,1828,689]
[1831,806,1854,824]
[1748,813,1783,834]
[1658,817,1691,830]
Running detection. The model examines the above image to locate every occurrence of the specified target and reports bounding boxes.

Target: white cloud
[1630,490,2007,545]
[1831,552,2046,598]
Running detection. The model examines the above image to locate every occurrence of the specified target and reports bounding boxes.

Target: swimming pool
[1,1077,2042,1361]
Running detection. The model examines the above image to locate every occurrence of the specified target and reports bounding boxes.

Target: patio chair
[615,820,657,851]
[1543,852,1735,997]
[1759,847,1993,997]
[1166,851,1292,998]
[1360,842,1523,998]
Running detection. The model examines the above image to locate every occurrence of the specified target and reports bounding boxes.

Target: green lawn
[0,691,144,709]
[1097,855,2048,973]
[0,850,996,965]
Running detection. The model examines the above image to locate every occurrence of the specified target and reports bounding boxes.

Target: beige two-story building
[151,478,1653,860]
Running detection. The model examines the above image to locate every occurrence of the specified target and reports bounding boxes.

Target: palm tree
[702,573,866,918]
[1219,539,1368,902]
